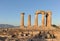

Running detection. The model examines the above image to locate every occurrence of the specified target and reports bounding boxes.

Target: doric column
[47,11,52,27]
[34,14,38,27]
[20,13,24,27]
[46,14,48,26]
[42,13,45,27]
[28,14,31,27]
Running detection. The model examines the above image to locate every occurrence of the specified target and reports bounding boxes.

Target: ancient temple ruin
[20,10,52,30]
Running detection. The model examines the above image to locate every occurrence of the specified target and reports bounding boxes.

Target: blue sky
[0,0,60,26]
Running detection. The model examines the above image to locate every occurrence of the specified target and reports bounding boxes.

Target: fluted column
[34,14,38,27]
[42,14,45,27]
[41,11,45,28]
[20,13,24,27]
[28,14,31,27]
[47,11,52,27]
[46,14,48,26]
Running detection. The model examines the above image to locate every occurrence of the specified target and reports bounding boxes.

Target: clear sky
[0,0,60,26]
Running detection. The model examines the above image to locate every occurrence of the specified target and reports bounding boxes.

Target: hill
[0,24,14,28]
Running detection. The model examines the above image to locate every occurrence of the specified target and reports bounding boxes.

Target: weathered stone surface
[46,11,52,27]
[34,14,38,27]
[28,14,31,27]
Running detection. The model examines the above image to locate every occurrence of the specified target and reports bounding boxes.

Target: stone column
[42,14,45,27]
[41,12,45,27]
[20,13,24,27]
[28,14,31,27]
[47,11,52,27]
[46,14,48,26]
[34,14,38,27]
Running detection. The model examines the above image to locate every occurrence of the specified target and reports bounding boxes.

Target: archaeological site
[0,10,60,41]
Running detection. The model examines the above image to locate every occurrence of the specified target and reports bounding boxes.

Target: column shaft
[20,13,24,26]
[47,11,52,27]
[34,14,38,27]
[28,15,31,26]
[42,14,45,27]
[46,14,48,26]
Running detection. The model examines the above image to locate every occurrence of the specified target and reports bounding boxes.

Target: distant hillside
[0,24,15,28]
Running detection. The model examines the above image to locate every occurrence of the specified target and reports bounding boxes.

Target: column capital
[28,14,31,16]
[40,10,45,15]
[46,11,52,15]
[21,12,25,15]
